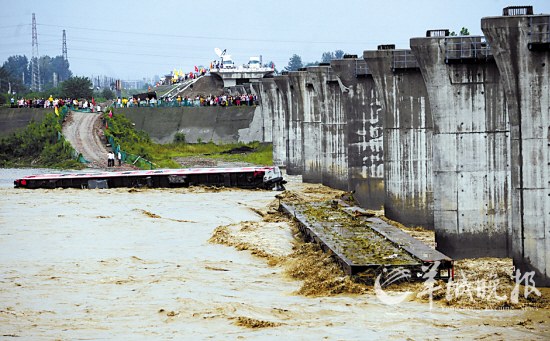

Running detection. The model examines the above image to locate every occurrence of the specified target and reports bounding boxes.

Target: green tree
[2,55,28,86]
[50,56,72,82]
[450,27,470,36]
[101,88,115,100]
[321,49,345,63]
[284,54,303,72]
[60,76,93,99]
[321,51,334,63]
[460,27,470,36]
[0,66,26,96]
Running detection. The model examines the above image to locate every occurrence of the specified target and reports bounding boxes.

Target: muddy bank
[0,169,548,339]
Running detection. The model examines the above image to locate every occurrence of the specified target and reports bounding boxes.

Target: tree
[321,49,346,63]
[60,76,93,99]
[0,65,26,95]
[50,56,72,82]
[460,27,470,36]
[321,51,334,63]
[101,88,115,100]
[450,27,470,36]
[284,54,303,72]
[2,55,29,86]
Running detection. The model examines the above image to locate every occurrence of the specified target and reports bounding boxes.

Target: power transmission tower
[31,13,41,92]
[62,29,67,61]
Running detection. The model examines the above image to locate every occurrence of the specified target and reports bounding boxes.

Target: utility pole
[31,13,41,92]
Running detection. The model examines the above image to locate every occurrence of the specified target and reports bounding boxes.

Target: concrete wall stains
[410,36,511,259]
[482,12,550,286]
[119,106,260,144]
[364,48,434,229]
[331,58,385,209]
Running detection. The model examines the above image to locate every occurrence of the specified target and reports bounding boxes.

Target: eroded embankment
[209,185,550,311]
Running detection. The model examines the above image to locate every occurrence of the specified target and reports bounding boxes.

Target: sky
[1,0,549,81]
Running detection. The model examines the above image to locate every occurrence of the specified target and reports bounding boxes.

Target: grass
[146,141,273,168]
[104,110,273,169]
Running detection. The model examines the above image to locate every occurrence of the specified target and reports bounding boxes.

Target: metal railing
[391,50,419,70]
[377,44,395,50]
[444,36,493,63]
[426,29,450,37]
[503,6,533,16]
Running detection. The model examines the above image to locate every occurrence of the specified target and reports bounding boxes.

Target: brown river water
[0,168,548,340]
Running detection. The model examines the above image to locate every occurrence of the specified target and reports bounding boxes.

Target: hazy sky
[1,0,548,80]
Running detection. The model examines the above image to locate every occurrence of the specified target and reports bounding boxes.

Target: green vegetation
[0,110,84,169]
[60,76,93,99]
[104,110,273,169]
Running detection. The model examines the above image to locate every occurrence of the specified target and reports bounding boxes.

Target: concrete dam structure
[256,6,549,286]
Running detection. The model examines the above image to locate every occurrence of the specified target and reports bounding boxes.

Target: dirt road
[62,111,109,168]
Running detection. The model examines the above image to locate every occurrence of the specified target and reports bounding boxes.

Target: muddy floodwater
[0,168,548,339]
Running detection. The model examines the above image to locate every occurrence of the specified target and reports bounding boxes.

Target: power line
[36,23,380,45]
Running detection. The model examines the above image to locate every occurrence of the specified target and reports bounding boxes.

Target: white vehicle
[248,56,261,69]
[222,55,235,69]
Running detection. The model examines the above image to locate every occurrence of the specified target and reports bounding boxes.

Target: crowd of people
[113,93,258,108]
[10,96,101,112]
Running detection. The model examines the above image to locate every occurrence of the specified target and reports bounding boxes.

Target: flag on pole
[194,65,198,72]
[54,105,59,116]
[92,97,96,106]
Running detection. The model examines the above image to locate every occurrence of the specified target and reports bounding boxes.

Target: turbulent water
[0,168,548,339]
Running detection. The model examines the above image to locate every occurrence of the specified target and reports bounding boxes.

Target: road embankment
[0,107,51,138]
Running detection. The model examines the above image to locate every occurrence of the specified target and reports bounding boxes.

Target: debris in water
[233,316,281,328]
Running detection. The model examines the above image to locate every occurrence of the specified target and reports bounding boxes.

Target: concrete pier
[251,79,286,166]
[272,75,292,168]
[320,64,348,191]
[482,7,550,285]
[364,47,434,229]
[411,33,511,258]
[284,70,308,175]
[301,66,326,184]
[331,57,385,209]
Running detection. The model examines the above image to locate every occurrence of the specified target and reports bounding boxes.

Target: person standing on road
[107,151,114,167]
[117,151,122,166]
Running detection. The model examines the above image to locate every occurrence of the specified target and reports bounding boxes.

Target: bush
[0,109,83,168]
[174,132,186,144]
